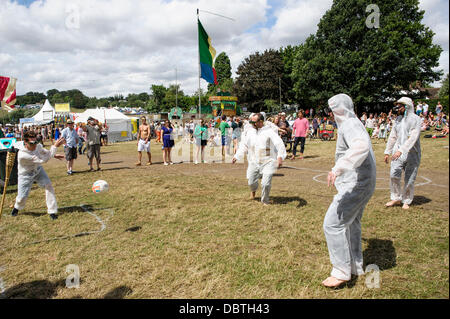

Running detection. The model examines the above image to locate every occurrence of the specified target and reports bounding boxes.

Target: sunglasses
[26,140,38,145]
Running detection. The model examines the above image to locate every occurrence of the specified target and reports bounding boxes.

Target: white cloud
[419,0,449,82]
[0,0,448,99]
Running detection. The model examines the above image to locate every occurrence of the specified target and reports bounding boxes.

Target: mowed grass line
[0,133,448,298]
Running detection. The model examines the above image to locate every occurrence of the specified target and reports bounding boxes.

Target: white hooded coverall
[384,97,421,205]
[13,141,58,215]
[323,94,376,281]
[234,124,287,204]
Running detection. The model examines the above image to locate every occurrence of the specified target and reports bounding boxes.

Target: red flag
[0,76,17,110]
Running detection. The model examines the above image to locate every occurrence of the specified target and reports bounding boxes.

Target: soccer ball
[92,180,109,193]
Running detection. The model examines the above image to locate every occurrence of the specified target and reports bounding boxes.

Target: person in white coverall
[322,94,376,288]
[11,130,65,220]
[232,113,287,205]
[384,97,421,210]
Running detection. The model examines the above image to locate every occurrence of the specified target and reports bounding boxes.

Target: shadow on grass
[22,205,94,218]
[1,279,65,299]
[362,238,397,271]
[411,195,432,206]
[73,167,132,174]
[103,286,133,299]
[101,161,123,165]
[3,187,18,194]
[273,173,284,177]
[125,226,142,232]
[254,196,307,208]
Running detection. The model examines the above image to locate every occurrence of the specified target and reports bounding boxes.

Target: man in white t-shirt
[365,113,376,137]
[423,102,429,117]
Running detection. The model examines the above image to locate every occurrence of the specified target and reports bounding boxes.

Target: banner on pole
[55,103,70,113]
[19,118,35,125]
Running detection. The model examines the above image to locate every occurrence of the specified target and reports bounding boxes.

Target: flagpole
[175,67,178,109]
[197,9,201,120]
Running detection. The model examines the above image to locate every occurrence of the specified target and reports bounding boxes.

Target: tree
[48,89,89,109]
[280,45,299,105]
[264,99,280,113]
[291,0,443,114]
[192,88,209,107]
[208,52,233,94]
[234,49,284,112]
[138,92,150,102]
[150,85,168,109]
[46,89,59,100]
[163,85,187,111]
[439,73,449,100]
[16,92,46,105]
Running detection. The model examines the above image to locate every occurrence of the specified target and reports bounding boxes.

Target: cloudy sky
[0,0,448,98]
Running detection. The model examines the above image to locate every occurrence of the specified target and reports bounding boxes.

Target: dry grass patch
[0,134,448,298]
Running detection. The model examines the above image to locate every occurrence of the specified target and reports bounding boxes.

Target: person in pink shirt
[291,110,310,160]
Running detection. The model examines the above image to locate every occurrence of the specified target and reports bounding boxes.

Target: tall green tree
[291,0,443,113]
[208,52,233,94]
[280,45,299,105]
[234,49,284,112]
[163,84,186,111]
[150,85,168,109]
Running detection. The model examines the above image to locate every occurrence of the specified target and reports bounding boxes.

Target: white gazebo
[31,99,55,125]
[74,108,132,143]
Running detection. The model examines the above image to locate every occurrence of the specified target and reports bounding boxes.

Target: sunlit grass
[0,133,448,298]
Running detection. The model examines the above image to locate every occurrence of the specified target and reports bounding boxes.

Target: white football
[92,180,109,193]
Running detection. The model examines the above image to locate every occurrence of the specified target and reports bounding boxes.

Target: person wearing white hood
[322,94,376,288]
[384,97,421,210]
[11,130,65,220]
[232,113,286,205]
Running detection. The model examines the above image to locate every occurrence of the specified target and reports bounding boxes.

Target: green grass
[0,133,448,298]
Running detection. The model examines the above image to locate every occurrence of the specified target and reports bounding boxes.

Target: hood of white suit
[328,93,357,128]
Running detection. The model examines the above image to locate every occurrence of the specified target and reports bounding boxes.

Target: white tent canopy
[74,108,132,143]
[28,99,55,125]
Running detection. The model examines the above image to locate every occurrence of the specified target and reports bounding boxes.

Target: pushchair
[319,124,335,141]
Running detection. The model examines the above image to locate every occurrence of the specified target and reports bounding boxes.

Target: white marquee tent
[30,99,55,125]
[74,108,132,143]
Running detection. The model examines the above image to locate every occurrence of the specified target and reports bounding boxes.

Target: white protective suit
[234,124,287,204]
[384,97,421,205]
[13,142,58,215]
[323,94,376,281]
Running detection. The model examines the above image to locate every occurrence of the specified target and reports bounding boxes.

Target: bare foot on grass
[322,276,347,288]
[385,200,401,207]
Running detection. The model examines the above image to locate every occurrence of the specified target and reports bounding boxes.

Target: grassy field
[0,132,448,299]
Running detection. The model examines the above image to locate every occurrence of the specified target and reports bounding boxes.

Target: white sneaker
[194,161,199,165]
[169,162,174,165]
[164,162,169,166]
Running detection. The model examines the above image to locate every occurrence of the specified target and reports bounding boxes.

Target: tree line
[15,0,448,115]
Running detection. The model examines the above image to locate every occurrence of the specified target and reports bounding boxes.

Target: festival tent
[169,107,183,120]
[74,108,132,143]
[29,99,55,125]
